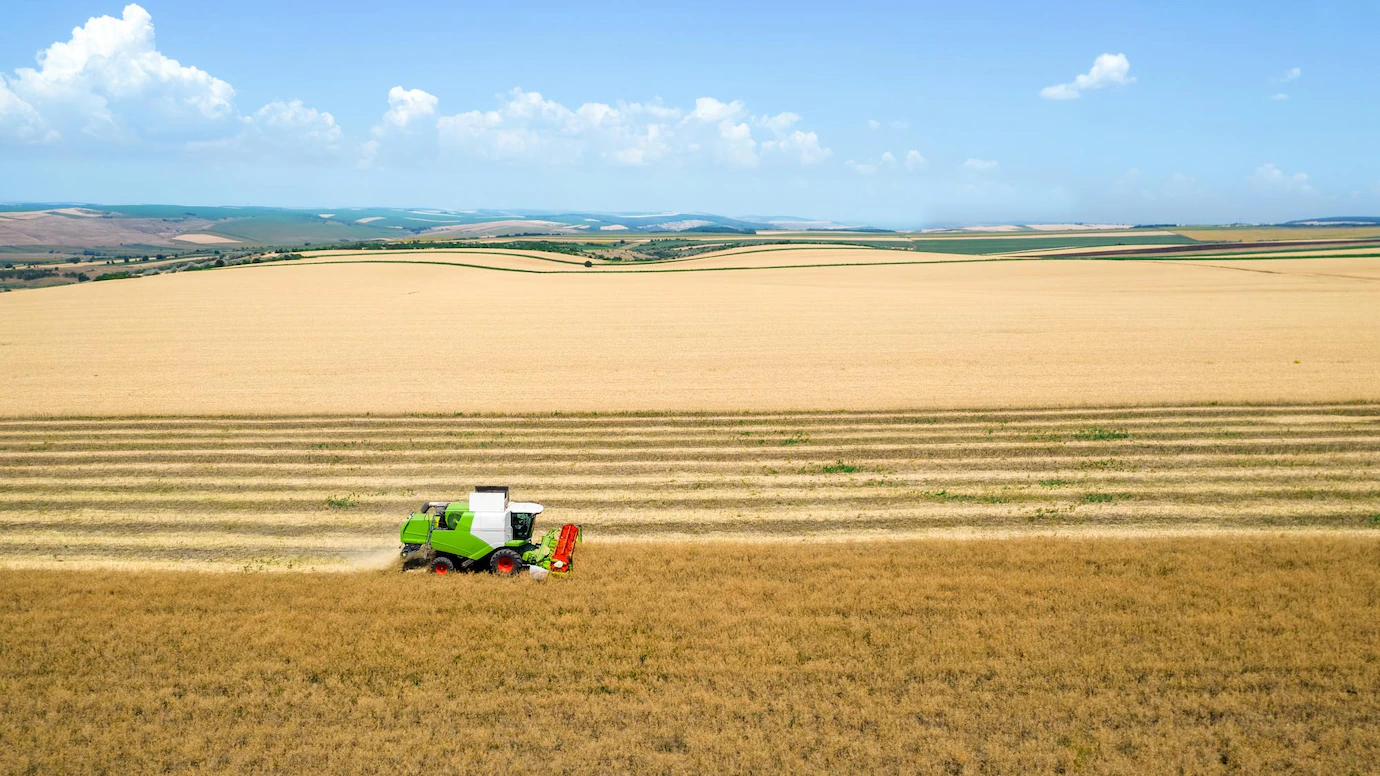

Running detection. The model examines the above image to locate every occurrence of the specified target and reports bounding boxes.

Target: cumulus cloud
[1271,93,1289,101]
[1040,53,1134,100]
[433,87,829,168]
[867,119,880,130]
[905,150,926,170]
[761,129,831,165]
[0,81,50,142]
[0,1,347,162]
[688,97,745,123]
[187,98,343,159]
[380,86,438,132]
[3,5,835,175]
[4,4,235,142]
[1278,67,1302,83]
[846,159,877,175]
[963,158,999,172]
[249,100,342,147]
[760,111,800,135]
[1247,163,1316,195]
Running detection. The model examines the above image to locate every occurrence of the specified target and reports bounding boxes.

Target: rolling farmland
[2,252,1378,415]
[3,243,1379,772]
[4,0,1378,767]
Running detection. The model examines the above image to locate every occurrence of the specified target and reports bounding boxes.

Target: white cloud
[1248,163,1316,195]
[188,98,343,159]
[3,5,838,175]
[0,80,50,142]
[905,150,925,170]
[846,159,877,175]
[1278,67,1302,83]
[760,129,831,165]
[715,120,757,167]
[1040,53,1134,100]
[0,3,355,161]
[688,97,745,123]
[890,120,909,130]
[5,4,235,142]
[760,111,799,135]
[435,89,580,162]
[867,119,880,130]
[434,87,827,169]
[1271,93,1289,101]
[963,158,999,172]
[249,99,342,148]
[380,86,438,131]
[880,151,897,167]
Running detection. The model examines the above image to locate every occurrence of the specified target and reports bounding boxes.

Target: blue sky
[1,1,1376,226]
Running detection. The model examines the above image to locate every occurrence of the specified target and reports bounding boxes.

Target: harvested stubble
[1,537,1377,772]
[0,404,1376,570]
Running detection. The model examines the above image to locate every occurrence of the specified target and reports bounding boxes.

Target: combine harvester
[399,486,581,579]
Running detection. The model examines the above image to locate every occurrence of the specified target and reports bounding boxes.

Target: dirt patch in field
[172,233,240,245]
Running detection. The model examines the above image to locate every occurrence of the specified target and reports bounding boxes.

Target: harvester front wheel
[489,548,523,577]
[430,556,455,575]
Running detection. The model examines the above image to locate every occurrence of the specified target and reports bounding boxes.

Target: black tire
[430,556,456,575]
[489,548,523,577]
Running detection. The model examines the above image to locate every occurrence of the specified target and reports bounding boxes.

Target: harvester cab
[400,486,581,578]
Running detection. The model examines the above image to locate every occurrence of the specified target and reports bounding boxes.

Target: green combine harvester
[399,486,581,578]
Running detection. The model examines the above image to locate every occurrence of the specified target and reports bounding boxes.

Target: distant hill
[1281,217,1380,226]
[0,205,869,252]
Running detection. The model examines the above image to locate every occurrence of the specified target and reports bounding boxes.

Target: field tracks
[0,403,1376,570]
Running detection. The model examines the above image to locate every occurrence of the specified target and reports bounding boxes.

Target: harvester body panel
[400,515,430,545]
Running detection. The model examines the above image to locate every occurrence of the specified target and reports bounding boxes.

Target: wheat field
[4,248,1380,771]
[2,537,1377,773]
[1,403,1375,570]
[1171,226,1380,242]
[1,253,1377,415]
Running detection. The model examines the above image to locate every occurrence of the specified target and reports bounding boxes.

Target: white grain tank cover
[469,486,511,547]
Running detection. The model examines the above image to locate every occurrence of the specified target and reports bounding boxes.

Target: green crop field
[906,234,1200,254]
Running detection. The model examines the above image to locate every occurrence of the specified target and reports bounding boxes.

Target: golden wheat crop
[1,254,1377,415]
[1170,226,1380,243]
[0,404,1376,570]
[1,536,1377,773]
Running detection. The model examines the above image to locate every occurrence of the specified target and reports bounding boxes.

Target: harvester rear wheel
[430,556,455,575]
[490,548,522,577]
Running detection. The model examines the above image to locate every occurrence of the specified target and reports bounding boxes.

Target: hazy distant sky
[1,1,1376,226]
